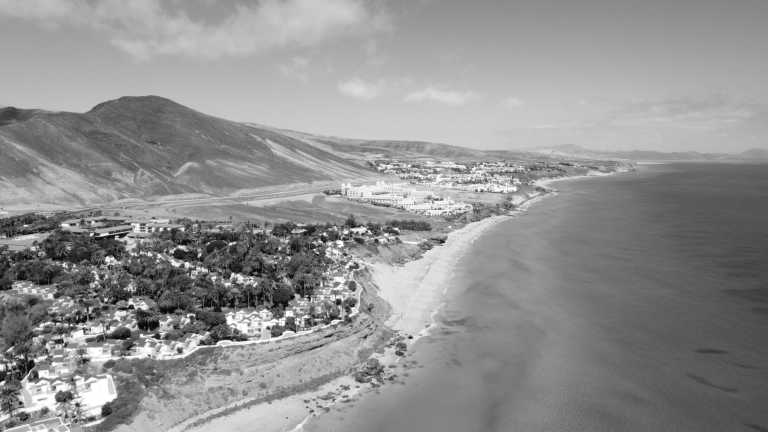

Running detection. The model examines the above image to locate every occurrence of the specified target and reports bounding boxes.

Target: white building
[130,219,185,234]
[341,182,471,216]
[21,372,117,418]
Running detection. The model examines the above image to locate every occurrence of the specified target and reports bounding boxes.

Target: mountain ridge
[0,96,377,207]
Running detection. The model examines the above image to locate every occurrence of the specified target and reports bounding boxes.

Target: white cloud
[404,86,476,106]
[502,96,524,108]
[605,95,758,130]
[0,0,388,60]
[337,78,381,100]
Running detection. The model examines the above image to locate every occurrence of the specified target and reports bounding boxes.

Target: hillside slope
[0,96,373,207]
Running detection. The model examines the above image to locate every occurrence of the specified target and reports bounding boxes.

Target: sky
[1,0,767,153]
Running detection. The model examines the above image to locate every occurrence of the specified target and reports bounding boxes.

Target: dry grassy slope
[0,96,373,207]
[278,128,553,162]
[110,316,385,432]
[0,94,559,208]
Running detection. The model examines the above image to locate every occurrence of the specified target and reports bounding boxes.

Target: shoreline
[170,172,618,432]
[178,214,512,432]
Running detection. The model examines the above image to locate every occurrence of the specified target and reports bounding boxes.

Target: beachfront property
[20,372,117,419]
[340,181,472,216]
[0,217,372,430]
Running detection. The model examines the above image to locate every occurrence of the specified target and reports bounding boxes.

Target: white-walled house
[20,372,117,418]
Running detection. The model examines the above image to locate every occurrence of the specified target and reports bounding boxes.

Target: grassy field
[0,233,50,251]
[163,195,438,225]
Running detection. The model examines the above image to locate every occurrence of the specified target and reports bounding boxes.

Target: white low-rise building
[21,372,117,418]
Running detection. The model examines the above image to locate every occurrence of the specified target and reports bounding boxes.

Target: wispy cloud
[605,95,756,130]
[404,86,476,106]
[0,0,388,60]
[337,78,381,100]
[502,96,525,109]
[278,56,311,82]
[509,95,762,133]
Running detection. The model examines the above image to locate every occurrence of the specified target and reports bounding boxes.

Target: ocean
[306,163,768,432]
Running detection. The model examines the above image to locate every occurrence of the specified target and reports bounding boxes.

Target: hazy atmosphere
[1,0,767,152]
[1,3,766,432]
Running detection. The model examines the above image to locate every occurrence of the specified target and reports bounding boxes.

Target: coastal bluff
[104,314,384,432]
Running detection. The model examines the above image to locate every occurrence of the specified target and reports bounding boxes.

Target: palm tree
[229,284,242,310]
[0,384,20,416]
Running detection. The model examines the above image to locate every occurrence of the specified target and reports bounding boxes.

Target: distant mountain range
[529,144,768,162]
[0,96,545,207]
[8,95,756,209]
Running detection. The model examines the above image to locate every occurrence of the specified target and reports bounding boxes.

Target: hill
[0,96,376,207]
[739,148,768,160]
[527,144,768,162]
[1,95,631,209]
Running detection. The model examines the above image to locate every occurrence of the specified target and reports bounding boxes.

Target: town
[0,157,622,432]
[0,212,409,431]
[370,158,611,192]
[334,158,614,217]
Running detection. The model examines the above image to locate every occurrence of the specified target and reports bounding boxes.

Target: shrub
[270,325,284,338]
[110,327,131,340]
[101,402,113,417]
[55,390,74,403]
[345,214,358,228]
[209,323,234,342]
[343,297,358,310]
[103,359,116,369]
[196,310,226,329]
[111,360,133,374]
[285,316,297,332]
[386,220,431,231]
[163,329,184,340]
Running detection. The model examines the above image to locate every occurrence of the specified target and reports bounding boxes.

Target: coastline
[169,172,618,432]
[372,213,509,338]
[179,214,512,432]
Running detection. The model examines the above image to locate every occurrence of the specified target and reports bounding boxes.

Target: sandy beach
[371,214,509,338]
[535,170,618,190]
[141,173,616,432]
[178,213,511,432]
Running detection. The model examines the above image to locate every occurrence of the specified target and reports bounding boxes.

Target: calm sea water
[307,163,768,432]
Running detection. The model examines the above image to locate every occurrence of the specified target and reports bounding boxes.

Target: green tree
[345,214,358,228]
[1,312,32,352]
[101,401,113,417]
[55,390,74,418]
[272,284,294,307]
[0,384,20,416]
